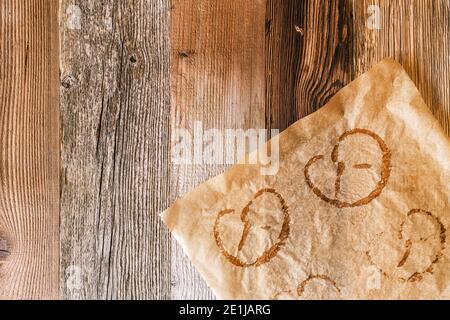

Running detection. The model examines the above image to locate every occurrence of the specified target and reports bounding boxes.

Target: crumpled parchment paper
[161,59,450,300]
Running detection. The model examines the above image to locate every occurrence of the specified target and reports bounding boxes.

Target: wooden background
[0,0,59,299]
[0,0,449,299]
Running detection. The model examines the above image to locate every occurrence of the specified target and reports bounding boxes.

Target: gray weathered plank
[59,0,171,299]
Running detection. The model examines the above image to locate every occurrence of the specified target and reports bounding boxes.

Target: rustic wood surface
[351,0,450,136]
[266,0,352,132]
[170,0,450,299]
[0,0,59,299]
[170,0,266,300]
[0,0,448,299]
[59,0,171,299]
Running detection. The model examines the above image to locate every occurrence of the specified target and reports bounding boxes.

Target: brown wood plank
[0,0,59,299]
[170,0,266,299]
[351,0,450,136]
[266,0,352,131]
[59,0,171,299]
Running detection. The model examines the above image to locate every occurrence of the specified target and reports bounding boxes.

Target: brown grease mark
[297,275,341,297]
[237,207,251,252]
[304,129,391,208]
[335,162,345,198]
[365,248,389,278]
[272,275,341,300]
[365,249,378,270]
[304,155,326,200]
[331,144,339,163]
[407,272,423,283]
[367,209,446,283]
[353,164,372,169]
[397,240,412,268]
[398,209,446,282]
[213,189,290,268]
[261,225,272,231]
[271,290,293,300]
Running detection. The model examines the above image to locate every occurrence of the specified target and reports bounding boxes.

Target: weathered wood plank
[266,0,352,131]
[60,0,171,299]
[0,0,59,299]
[351,0,450,135]
[170,0,266,299]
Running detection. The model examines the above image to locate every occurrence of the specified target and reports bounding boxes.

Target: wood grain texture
[170,0,266,299]
[351,0,450,136]
[59,0,171,299]
[266,0,352,131]
[0,0,59,299]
